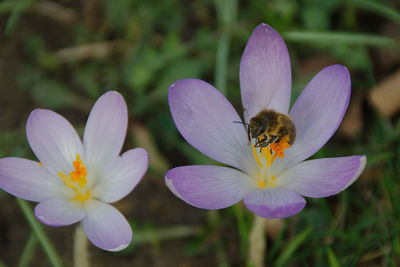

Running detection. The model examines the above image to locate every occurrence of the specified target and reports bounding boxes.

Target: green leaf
[16,198,63,267]
[214,0,237,95]
[275,227,313,267]
[349,0,400,24]
[18,233,38,267]
[4,0,32,35]
[326,247,341,267]
[283,31,399,47]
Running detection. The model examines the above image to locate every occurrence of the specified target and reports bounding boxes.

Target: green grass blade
[232,204,249,260]
[16,198,63,267]
[4,0,32,35]
[18,233,38,267]
[349,0,400,24]
[214,0,237,95]
[326,247,341,267]
[282,31,399,47]
[0,1,18,13]
[215,34,230,95]
[0,258,8,267]
[275,226,313,267]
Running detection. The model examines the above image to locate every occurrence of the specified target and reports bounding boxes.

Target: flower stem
[247,214,266,267]
[16,198,63,267]
[73,224,90,267]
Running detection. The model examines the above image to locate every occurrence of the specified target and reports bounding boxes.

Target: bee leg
[268,135,278,144]
[257,142,274,154]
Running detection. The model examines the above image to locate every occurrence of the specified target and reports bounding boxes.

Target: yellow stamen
[73,190,91,202]
[258,180,267,188]
[39,162,43,167]
[58,172,77,189]
[251,138,290,188]
[251,144,264,169]
[261,147,273,167]
[58,154,90,202]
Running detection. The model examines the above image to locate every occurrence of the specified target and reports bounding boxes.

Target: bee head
[249,117,266,139]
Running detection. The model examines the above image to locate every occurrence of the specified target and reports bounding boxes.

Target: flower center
[251,139,290,188]
[58,154,91,202]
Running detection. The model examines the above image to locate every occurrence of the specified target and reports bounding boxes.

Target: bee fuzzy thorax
[248,109,296,148]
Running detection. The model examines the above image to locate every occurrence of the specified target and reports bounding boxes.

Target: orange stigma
[269,139,291,159]
[58,154,90,202]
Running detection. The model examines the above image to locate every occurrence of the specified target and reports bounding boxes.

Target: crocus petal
[93,148,149,203]
[0,158,60,202]
[169,79,254,172]
[82,200,132,251]
[34,198,85,226]
[240,23,292,122]
[83,91,128,170]
[244,187,306,218]
[166,165,254,210]
[275,65,351,172]
[278,155,366,198]
[26,109,84,176]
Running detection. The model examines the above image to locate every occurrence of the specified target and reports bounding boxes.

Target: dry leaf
[265,218,284,240]
[130,123,170,174]
[55,40,129,63]
[338,93,363,139]
[369,69,400,117]
[300,54,336,75]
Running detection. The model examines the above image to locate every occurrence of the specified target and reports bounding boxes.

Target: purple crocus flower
[0,91,149,251]
[165,23,366,218]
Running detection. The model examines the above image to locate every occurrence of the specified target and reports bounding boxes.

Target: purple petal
[166,165,254,210]
[275,65,351,171]
[82,200,132,251]
[34,198,85,226]
[240,23,292,122]
[26,109,84,176]
[169,79,254,172]
[83,91,128,170]
[0,157,60,202]
[93,148,149,203]
[279,155,366,198]
[244,187,306,218]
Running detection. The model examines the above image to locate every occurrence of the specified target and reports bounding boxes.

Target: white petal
[168,79,255,172]
[165,165,254,209]
[278,156,366,197]
[26,109,84,176]
[0,157,60,202]
[93,148,148,203]
[82,200,132,251]
[35,198,85,226]
[83,91,128,170]
[274,65,351,172]
[244,187,306,218]
[240,23,292,122]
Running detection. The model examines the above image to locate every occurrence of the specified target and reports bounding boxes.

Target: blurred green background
[0,0,400,266]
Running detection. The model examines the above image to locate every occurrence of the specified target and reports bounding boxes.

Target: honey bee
[237,109,296,147]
